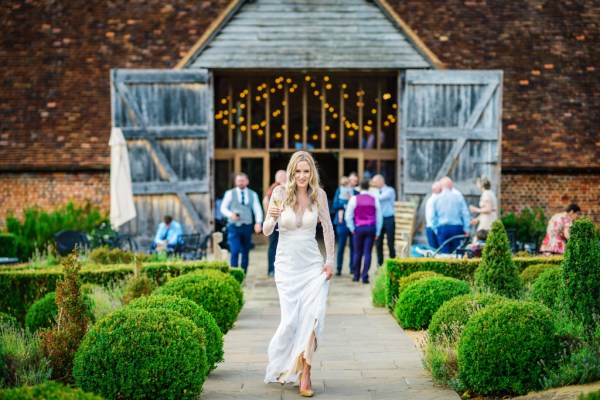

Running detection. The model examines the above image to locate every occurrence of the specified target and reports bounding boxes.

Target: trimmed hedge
[520,263,556,285]
[384,256,561,310]
[228,267,246,285]
[128,294,224,373]
[0,381,103,399]
[191,269,244,309]
[0,234,17,258]
[530,266,562,310]
[0,260,230,322]
[398,271,442,295]
[394,277,471,329]
[155,272,242,333]
[458,301,561,395]
[73,307,207,400]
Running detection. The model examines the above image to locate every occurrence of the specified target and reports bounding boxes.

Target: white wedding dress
[263,186,335,384]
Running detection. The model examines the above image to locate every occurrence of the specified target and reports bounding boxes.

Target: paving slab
[202,245,460,400]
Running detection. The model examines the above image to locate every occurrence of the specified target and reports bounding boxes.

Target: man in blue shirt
[432,177,471,254]
[152,215,183,252]
[220,172,263,274]
[371,174,396,266]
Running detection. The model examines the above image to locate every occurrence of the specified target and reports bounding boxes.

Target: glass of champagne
[273,192,285,231]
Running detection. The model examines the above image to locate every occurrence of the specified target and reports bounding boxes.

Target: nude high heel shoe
[299,376,314,397]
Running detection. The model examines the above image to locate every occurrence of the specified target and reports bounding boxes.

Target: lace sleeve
[317,188,335,267]
[262,185,283,236]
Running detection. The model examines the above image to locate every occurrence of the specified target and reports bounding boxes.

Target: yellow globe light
[294,134,300,140]
[312,134,318,140]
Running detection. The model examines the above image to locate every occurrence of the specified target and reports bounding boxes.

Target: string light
[257,86,263,91]
[223,110,229,116]
[305,75,311,81]
[329,107,334,113]
[240,104,246,109]
[276,132,282,138]
[330,133,336,139]
[286,78,292,84]
[392,103,398,109]
[221,99,227,104]
[371,108,377,114]
[324,76,330,82]
[310,82,316,88]
[333,113,338,118]
[314,90,319,96]
[325,83,332,90]
[294,134,300,140]
[383,93,392,100]
[258,129,264,135]
[262,93,268,99]
[312,134,318,140]
[255,96,261,102]
[239,116,245,123]
[348,130,355,136]
[260,121,267,127]
[240,125,246,131]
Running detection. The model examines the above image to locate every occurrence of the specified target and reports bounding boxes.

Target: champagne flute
[273,193,286,232]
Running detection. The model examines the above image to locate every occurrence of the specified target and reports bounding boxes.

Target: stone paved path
[202,245,460,400]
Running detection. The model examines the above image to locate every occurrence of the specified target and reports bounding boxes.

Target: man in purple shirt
[345,179,383,284]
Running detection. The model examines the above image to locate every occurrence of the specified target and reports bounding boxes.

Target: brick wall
[0,172,110,225]
[501,173,600,225]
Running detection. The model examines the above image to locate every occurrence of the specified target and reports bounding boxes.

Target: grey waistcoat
[228,189,255,226]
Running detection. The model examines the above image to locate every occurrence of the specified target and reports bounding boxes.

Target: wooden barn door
[399,70,503,233]
[111,69,213,244]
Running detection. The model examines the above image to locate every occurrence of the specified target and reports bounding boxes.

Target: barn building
[1,0,598,244]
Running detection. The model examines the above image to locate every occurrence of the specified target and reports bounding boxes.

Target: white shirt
[425,192,440,228]
[220,187,263,224]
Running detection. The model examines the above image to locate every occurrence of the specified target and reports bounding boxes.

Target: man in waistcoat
[345,179,382,284]
[220,172,263,273]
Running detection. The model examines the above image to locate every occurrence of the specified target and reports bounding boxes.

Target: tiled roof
[0,0,597,171]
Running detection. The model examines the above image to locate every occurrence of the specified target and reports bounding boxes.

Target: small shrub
[561,218,600,328]
[520,263,555,285]
[25,292,93,332]
[40,251,90,382]
[86,284,125,322]
[424,330,464,392]
[88,246,134,265]
[0,314,19,330]
[474,220,522,298]
[0,380,102,399]
[530,266,562,310]
[0,324,51,388]
[129,294,223,372]
[458,301,561,395]
[580,389,600,400]
[428,293,507,346]
[228,268,245,285]
[73,307,206,399]
[24,293,57,332]
[156,273,241,333]
[371,266,387,307]
[394,277,471,329]
[0,235,17,259]
[398,271,442,295]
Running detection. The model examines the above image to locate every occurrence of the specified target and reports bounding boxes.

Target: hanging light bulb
[258,129,264,136]
[325,83,332,90]
[348,130,355,136]
[276,132,282,138]
[324,76,330,82]
[330,133,336,139]
[312,134,318,141]
[240,125,247,132]
[255,96,261,102]
[294,134,300,140]
[305,75,311,81]
[221,99,227,105]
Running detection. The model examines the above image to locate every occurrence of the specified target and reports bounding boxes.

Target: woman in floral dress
[540,203,581,255]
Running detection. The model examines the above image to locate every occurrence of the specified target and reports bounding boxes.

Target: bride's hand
[268,205,281,219]
[323,265,333,281]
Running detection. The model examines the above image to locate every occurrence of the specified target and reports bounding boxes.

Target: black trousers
[376,216,396,266]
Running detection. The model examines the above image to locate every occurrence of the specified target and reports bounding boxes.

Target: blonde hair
[284,151,321,210]
[339,176,349,186]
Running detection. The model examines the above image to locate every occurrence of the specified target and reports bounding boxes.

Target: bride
[263,151,335,397]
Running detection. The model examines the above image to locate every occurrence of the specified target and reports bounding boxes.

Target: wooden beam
[115,69,210,83]
[374,0,445,69]
[321,81,326,149]
[121,127,208,139]
[177,191,207,234]
[175,0,246,69]
[404,128,497,140]
[147,138,179,182]
[465,81,499,129]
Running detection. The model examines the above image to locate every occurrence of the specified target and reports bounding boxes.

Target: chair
[174,233,201,260]
[385,201,417,259]
[54,230,90,256]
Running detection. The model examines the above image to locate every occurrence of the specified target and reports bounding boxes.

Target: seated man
[151,215,183,252]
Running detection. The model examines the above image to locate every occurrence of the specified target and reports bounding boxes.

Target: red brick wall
[501,173,600,225]
[0,172,110,225]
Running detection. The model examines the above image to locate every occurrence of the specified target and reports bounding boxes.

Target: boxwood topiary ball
[73,307,207,400]
[0,311,20,329]
[394,277,471,330]
[428,293,507,346]
[458,300,560,396]
[0,381,103,399]
[397,271,442,295]
[155,273,241,333]
[129,294,223,373]
[228,268,246,285]
[530,265,562,310]
[190,269,244,309]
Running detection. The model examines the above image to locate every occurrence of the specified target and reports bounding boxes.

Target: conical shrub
[474,220,522,298]
[561,218,600,327]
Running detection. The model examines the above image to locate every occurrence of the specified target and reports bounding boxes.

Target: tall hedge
[561,218,600,327]
[0,234,17,258]
[474,220,522,298]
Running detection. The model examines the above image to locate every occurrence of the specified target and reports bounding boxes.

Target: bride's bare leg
[300,358,312,391]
